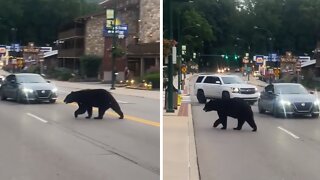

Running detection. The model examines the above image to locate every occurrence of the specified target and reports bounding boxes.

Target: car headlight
[280,100,291,106]
[314,100,320,106]
[255,87,258,92]
[231,87,239,93]
[22,88,33,93]
[52,88,58,93]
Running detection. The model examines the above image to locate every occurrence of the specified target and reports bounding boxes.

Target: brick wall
[139,0,160,43]
[85,15,105,57]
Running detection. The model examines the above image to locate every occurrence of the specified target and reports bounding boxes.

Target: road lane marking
[117,100,129,104]
[57,100,159,127]
[278,126,300,139]
[27,113,48,123]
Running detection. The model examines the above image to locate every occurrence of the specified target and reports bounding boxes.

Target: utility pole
[110,0,117,90]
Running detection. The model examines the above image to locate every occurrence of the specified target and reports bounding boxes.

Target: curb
[187,103,200,180]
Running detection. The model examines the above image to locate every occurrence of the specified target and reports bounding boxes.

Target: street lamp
[110,0,118,90]
[177,24,200,90]
[165,0,194,112]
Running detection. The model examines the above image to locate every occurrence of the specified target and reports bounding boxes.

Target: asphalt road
[189,75,320,180]
[0,83,159,180]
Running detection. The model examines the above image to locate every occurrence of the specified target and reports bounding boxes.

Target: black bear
[203,98,257,131]
[64,89,124,119]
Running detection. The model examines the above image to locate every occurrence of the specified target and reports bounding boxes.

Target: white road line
[278,126,300,139]
[118,100,129,104]
[27,113,48,124]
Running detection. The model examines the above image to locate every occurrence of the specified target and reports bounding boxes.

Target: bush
[26,65,40,74]
[144,72,160,89]
[80,55,102,78]
[51,67,73,81]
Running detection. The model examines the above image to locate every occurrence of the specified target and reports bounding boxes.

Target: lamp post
[254,26,274,84]
[165,0,174,112]
[110,0,117,90]
[235,37,251,80]
[177,24,200,90]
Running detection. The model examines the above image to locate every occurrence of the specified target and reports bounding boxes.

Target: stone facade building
[58,0,160,81]
[100,0,160,82]
[57,13,105,72]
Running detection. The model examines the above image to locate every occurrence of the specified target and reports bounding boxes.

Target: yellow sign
[181,66,187,73]
[274,69,280,76]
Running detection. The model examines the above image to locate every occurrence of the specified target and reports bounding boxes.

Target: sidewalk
[51,80,160,100]
[163,74,200,180]
[0,69,159,100]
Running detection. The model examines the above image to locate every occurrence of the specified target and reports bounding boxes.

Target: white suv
[194,74,260,104]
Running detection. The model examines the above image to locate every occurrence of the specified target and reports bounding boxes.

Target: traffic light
[225,54,229,60]
[234,55,239,61]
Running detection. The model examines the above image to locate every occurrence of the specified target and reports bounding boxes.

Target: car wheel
[311,113,319,118]
[272,105,281,118]
[196,90,206,104]
[16,93,22,103]
[258,102,266,114]
[222,91,230,99]
[0,91,7,100]
[49,99,56,103]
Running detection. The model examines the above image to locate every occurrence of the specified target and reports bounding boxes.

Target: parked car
[0,73,58,103]
[258,83,320,118]
[194,74,260,104]
[234,68,240,72]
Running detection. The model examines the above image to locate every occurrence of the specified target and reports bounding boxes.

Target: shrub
[80,55,102,78]
[54,67,73,81]
[144,72,160,89]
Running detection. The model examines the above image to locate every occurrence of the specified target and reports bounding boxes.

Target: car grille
[239,88,255,94]
[36,90,51,98]
[293,102,312,112]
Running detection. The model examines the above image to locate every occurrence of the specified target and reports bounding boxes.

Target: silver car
[258,83,320,118]
[0,73,58,103]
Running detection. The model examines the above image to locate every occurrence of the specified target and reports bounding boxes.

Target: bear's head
[64,91,77,104]
[203,99,221,112]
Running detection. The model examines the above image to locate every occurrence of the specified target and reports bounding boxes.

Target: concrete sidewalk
[51,80,160,100]
[163,74,200,180]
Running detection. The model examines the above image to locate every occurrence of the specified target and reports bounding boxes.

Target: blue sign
[255,55,264,65]
[103,24,128,37]
[268,53,279,62]
[10,43,20,52]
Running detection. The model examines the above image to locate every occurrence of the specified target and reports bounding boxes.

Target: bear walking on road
[64,89,124,120]
[203,98,257,131]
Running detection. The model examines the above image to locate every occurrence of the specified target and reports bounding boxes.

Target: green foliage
[144,72,160,89]
[51,67,73,81]
[0,0,101,45]
[26,65,40,74]
[164,0,320,67]
[80,55,102,78]
[112,46,126,58]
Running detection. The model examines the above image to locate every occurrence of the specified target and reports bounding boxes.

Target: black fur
[64,89,124,119]
[203,99,257,131]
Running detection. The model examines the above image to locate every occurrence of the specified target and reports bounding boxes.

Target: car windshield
[16,75,47,83]
[275,84,309,94]
[221,76,244,84]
